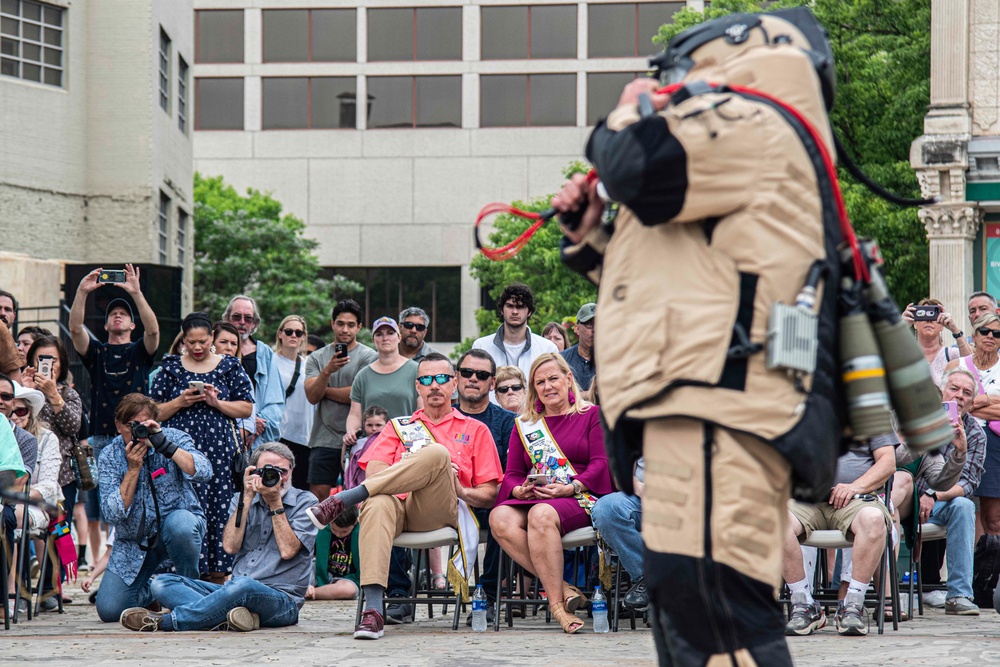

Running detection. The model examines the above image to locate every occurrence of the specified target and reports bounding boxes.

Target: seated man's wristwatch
[925,489,938,501]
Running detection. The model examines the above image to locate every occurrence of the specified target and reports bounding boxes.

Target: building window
[367,7,461,62]
[158,193,170,266]
[336,267,462,342]
[480,74,576,127]
[367,76,461,129]
[177,209,188,267]
[263,9,356,63]
[178,56,188,133]
[195,77,244,130]
[587,72,644,125]
[262,77,358,130]
[588,2,684,58]
[196,10,243,63]
[0,0,64,87]
[159,28,171,113]
[481,5,576,60]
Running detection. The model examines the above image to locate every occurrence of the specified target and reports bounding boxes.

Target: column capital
[920,204,983,239]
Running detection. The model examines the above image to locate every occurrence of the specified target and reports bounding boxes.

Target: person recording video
[94,393,212,624]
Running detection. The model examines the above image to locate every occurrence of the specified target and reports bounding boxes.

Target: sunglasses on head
[417,374,453,386]
[496,384,524,394]
[0,392,14,402]
[229,314,257,323]
[282,328,305,338]
[458,368,493,381]
[402,322,427,332]
[12,406,29,417]
[978,327,1000,339]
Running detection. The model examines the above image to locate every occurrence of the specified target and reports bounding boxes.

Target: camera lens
[131,422,150,440]
[252,466,282,487]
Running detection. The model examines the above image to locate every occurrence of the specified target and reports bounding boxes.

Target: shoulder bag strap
[285,356,302,399]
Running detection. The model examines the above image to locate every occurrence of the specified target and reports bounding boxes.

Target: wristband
[149,430,178,458]
[269,507,286,517]
[953,330,964,339]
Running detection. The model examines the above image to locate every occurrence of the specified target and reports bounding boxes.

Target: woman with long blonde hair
[272,315,312,489]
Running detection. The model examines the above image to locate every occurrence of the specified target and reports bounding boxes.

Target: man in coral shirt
[306,352,502,639]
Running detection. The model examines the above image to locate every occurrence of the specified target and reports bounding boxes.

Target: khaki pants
[358,443,459,588]
[642,418,793,667]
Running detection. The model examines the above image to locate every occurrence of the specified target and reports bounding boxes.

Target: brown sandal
[563,584,587,613]
[551,601,584,634]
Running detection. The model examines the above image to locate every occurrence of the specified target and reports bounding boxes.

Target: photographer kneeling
[96,394,212,622]
[120,442,317,632]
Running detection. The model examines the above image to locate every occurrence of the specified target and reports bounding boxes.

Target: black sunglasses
[282,328,305,338]
[401,322,427,332]
[978,327,1000,339]
[0,392,14,402]
[417,374,453,386]
[496,384,524,394]
[458,368,493,381]
[229,314,257,323]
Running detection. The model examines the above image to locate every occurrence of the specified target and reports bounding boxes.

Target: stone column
[919,205,982,319]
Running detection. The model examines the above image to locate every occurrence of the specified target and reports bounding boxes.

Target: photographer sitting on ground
[95,394,212,623]
[120,442,317,632]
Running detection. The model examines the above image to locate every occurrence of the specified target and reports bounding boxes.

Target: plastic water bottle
[592,586,609,633]
[471,584,488,632]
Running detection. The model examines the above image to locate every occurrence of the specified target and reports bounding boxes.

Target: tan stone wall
[0,252,67,332]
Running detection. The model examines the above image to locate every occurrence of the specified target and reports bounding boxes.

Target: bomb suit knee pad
[642,418,793,666]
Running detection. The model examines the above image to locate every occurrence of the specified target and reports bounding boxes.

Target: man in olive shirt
[304,299,376,501]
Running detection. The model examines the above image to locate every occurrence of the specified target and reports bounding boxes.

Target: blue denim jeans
[591,491,644,579]
[150,575,299,630]
[95,509,205,622]
[927,496,976,599]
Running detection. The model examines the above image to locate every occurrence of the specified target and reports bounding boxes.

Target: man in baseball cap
[561,303,596,393]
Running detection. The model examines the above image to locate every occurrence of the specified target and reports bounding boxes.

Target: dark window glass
[262,77,308,129]
[313,9,356,62]
[262,9,308,62]
[415,8,461,60]
[158,192,170,265]
[481,7,526,59]
[0,0,63,87]
[587,72,639,125]
[196,77,244,130]
[367,76,412,128]
[638,3,683,54]
[197,10,244,63]
[529,73,575,126]
[588,4,634,58]
[529,5,576,59]
[367,8,412,62]
[416,76,461,127]
[480,75,527,128]
[312,77,358,129]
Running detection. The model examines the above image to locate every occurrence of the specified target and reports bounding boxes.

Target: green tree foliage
[193,173,362,340]
[656,0,931,305]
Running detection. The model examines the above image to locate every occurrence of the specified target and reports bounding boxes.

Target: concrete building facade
[0,0,195,317]
[192,0,698,342]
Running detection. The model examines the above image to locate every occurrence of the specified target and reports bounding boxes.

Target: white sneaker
[922,590,947,608]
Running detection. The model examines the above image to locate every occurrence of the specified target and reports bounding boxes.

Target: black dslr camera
[129,421,150,441]
[251,464,283,488]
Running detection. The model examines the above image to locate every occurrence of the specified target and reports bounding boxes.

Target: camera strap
[137,455,163,552]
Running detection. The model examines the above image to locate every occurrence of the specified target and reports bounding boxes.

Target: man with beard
[119,441,317,632]
[0,289,20,380]
[455,348,515,624]
[304,299,377,501]
[224,295,285,446]
[397,307,437,362]
[306,353,502,640]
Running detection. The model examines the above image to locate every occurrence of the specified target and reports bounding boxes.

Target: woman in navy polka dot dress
[150,312,254,583]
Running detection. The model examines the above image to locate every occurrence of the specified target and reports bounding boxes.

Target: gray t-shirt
[834,433,897,487]
[349,359,420,420]
[305,342,377,450]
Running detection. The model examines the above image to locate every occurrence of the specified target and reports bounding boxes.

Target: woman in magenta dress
[490,352,614,634]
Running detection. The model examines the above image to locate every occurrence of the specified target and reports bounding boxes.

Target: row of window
[0,0,63,87]
[159,28,191,133]
[197,72,642,130]
[159,191,189,267]
[196,3,682,64]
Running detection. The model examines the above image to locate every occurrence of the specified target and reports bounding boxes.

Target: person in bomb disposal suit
[552,9,851,666]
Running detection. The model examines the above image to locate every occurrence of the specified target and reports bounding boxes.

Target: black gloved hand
[148,429,178,458]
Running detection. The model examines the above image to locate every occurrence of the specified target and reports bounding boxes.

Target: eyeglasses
[229,314,257,323]
[417,374,453,386]
[0,392,13,402]
[12,406,29,417]
[282,328,305,338]
[458,368,493,381]
[496,384,524,394]
[401,322,427,332]
[978,327,1000,339]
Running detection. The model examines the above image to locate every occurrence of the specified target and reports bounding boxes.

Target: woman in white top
[945,312,1000,534]
[903,298,972,385]
[273,315,314,489]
